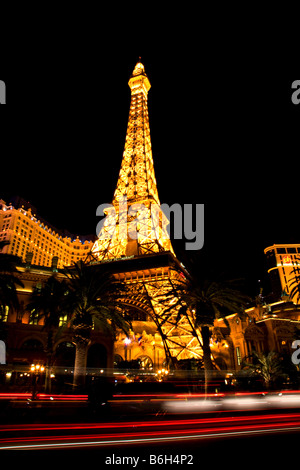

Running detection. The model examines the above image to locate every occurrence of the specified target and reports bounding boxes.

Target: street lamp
[124,337,131,361]
[30,363,45,399]
[156,368,169,382]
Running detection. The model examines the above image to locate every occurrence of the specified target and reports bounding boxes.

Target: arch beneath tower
[111,266,203,367]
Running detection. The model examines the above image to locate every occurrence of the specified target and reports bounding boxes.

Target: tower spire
[113,60,158,205]
[91,61,174,260]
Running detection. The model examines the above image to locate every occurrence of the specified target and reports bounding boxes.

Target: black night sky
[1,25,299,298]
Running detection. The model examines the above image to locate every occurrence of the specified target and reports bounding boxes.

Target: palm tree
[0,241,23,325]
[242,351,284,389]
[141,271,250,394]
[288,257,300,303]
[63,261,131,390]
[151,251,251,394]
[179,276,250,394]
[27,275,70,392]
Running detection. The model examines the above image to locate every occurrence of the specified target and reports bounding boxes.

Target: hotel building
[0,198,95,269]
[265,244,300,303]
[0,199,110,370]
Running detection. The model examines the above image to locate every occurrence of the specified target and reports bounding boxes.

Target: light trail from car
[1,412,300,450]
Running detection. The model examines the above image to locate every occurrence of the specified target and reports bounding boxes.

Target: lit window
[236,346,241,366]
[59,315,68,327]
[29,309,39,325]
[0,306,9,322]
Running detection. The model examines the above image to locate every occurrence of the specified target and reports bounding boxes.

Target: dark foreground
[1,392,300,466]
[1,419,299,468]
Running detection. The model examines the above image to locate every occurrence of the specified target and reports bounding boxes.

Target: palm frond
[63,261,131,340]
[288,262,300,302]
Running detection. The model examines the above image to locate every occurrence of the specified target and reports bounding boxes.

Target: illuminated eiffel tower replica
[91,60,202,368]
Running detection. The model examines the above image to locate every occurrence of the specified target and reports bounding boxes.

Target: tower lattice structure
[91,61,202,365]
[92,61,173,260]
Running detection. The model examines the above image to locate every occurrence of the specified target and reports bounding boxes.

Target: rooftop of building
[0,196,96,244]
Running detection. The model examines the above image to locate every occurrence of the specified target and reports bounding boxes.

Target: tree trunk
[73,340,89,390]
[45,329,54,394]
[45,360,52,394]
[201,326,213,398]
